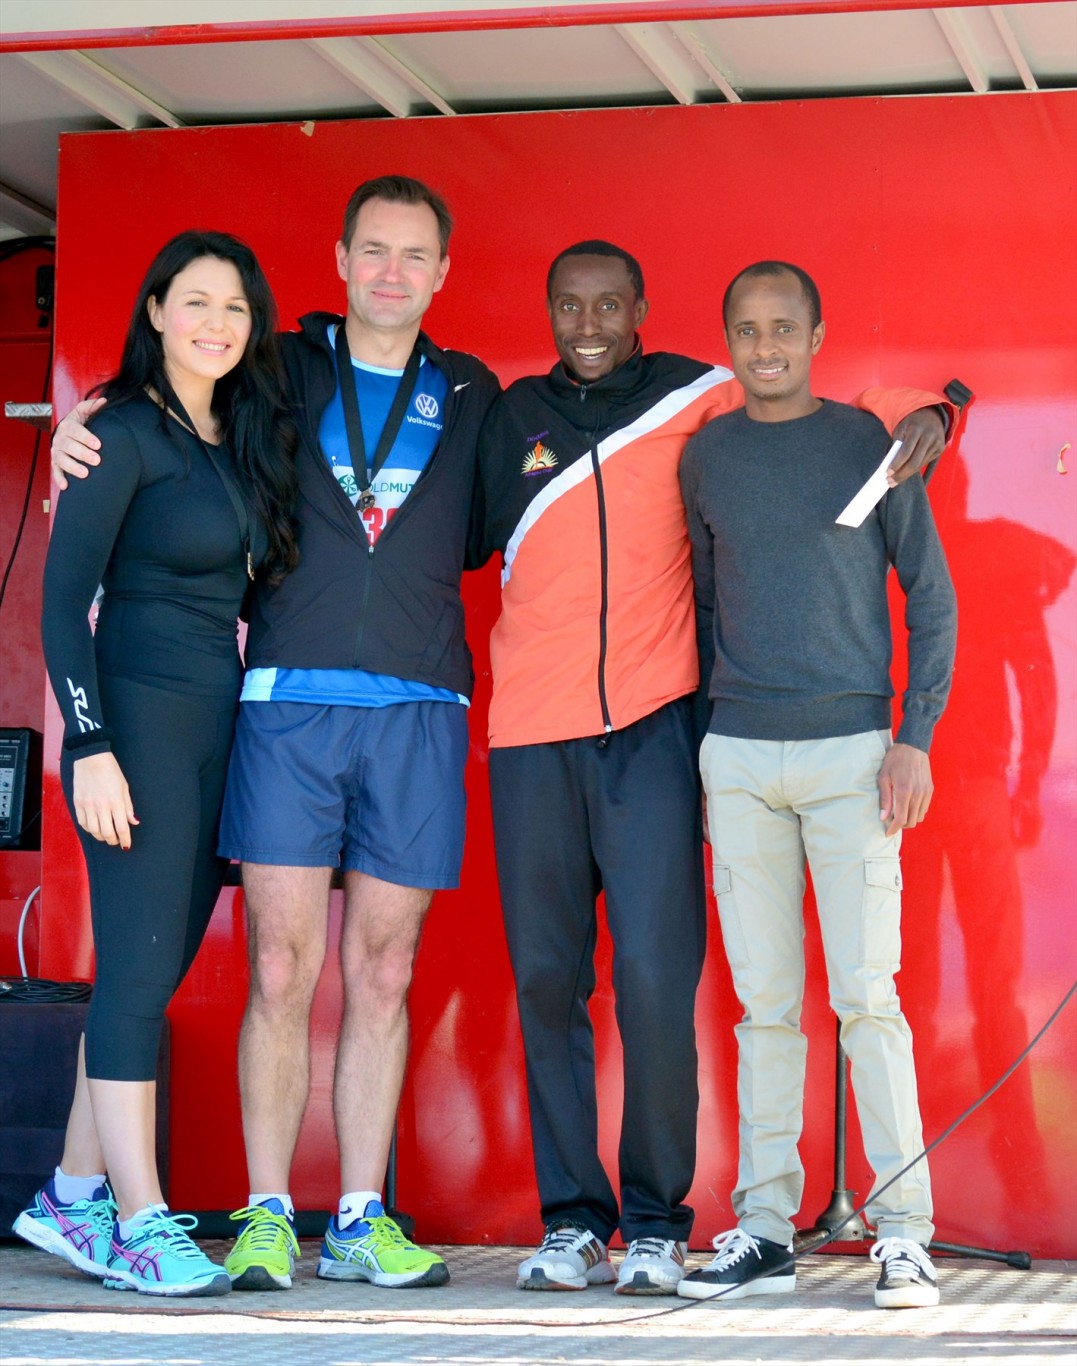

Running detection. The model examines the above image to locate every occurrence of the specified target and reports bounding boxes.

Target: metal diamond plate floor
[2,1241,1074,1365]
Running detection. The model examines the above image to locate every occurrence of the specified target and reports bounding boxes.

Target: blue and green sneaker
[104,1209,230,1297]
[13,1179,116,1278]
[225,1200,300,1290]
[317,1200,448,1288]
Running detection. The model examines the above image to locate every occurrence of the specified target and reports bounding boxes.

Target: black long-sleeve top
[42,393,267,759]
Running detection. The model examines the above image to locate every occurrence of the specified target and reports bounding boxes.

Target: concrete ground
[1,1240,1074,1366]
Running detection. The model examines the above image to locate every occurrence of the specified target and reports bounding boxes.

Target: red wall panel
[0,245,52,973]
[0,246,52,737]
[39,91,1077,1255]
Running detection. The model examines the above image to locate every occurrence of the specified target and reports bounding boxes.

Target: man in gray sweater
[677,260,956,1309]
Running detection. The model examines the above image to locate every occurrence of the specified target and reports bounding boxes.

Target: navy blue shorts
[218,700,469,889]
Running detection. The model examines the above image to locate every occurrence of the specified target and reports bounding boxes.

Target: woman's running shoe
[13,1179,116,1278]
[104,1209,231,1297]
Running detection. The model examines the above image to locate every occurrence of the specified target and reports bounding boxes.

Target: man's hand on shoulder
[887,407,945,486]
[877,741,933,837]
[51,397,106,491]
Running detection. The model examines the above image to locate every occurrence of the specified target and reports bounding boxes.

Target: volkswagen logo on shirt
[415,393,440,419]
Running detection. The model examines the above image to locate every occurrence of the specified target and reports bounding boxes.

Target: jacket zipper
[580,384,613,743]
[353,553,373,660]
[344,351,455,657]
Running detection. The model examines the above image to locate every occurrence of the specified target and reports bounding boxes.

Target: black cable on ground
[583,975,1077,1326]
[0,978,92,1004]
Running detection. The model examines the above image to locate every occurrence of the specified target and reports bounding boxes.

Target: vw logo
[415,393,440,419]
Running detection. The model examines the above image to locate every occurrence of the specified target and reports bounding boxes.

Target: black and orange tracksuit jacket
[471,344,950,751]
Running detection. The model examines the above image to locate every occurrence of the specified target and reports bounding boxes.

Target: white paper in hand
[835,440,903,528]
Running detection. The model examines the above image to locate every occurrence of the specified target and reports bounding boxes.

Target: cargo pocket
[712,861,748,971]
[860,856,902,969]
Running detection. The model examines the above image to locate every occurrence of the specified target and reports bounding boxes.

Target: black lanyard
[333,324,422,512]
[163,388,254,580]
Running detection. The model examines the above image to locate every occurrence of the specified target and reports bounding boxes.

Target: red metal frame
[0,0,1028,54]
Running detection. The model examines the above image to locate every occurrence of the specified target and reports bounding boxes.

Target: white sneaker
[615,1237,687,1295]
[871,1237,940,1308]
[517,1221,617,1290]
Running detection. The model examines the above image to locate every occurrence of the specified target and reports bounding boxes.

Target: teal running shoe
[225,1199,300,1290]
[13,1178,116,1278]
[104,1209,231,1297]
[317,1199,448,1288]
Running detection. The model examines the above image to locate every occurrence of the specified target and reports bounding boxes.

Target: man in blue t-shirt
[47,176,500,1297]
[213,179,497,1294]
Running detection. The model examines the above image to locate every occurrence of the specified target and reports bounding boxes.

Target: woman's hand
[72,752,139,849]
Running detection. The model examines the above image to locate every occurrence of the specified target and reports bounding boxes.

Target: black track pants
[63,673,236,1081]
[489,697,707,1244]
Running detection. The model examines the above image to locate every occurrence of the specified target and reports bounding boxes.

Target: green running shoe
[317,1199,448,1288]
[225,1200,300,1290]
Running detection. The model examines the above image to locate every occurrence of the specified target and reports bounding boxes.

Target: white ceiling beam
[359,37,455,116]
[988,6,1039,91]
[17,51,182,129]
[0,181,56,235]
[670,21,742,104]
[933,9,989,94]
[615,23,699,107]
[307,36,419,118]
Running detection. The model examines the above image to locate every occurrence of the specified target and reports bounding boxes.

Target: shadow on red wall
[902,454,1075,1240]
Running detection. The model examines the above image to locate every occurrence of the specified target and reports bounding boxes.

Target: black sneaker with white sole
[677,1227,795,1301]
[870,1237,940,1308]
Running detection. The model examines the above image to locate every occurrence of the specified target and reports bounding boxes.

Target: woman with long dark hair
[15,231,297,1297]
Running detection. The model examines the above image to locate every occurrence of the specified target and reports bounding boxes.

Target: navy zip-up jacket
[244,312,500,698]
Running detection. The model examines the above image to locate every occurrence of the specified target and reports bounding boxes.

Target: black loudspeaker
[0,1001,169,1234]
[0,729,43,850]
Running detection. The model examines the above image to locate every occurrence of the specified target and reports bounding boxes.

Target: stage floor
[2,1240,1074,1365]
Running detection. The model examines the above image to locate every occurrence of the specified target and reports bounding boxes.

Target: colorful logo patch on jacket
[522,440,559,476]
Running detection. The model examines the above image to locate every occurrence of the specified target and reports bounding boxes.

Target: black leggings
[62,673,237,1081]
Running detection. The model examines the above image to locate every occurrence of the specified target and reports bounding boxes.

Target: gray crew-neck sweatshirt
[679,399,956,751]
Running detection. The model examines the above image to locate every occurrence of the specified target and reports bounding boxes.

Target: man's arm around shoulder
[51,398,107,489]
[855,385,957,484]
[877,470,957,837]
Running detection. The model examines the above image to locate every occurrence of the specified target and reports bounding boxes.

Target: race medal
[334,327,422,522]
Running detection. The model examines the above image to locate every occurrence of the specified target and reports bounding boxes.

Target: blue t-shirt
[321,346,449,548]
[241,331,465,709]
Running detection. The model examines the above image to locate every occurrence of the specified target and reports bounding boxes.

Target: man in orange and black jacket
[470,239,953,1297]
